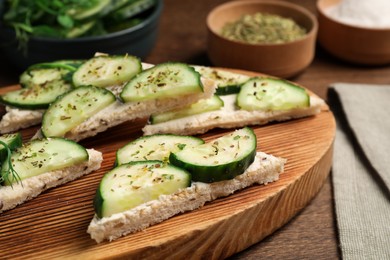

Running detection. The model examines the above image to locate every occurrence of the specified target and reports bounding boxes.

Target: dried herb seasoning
[220,12,307,44]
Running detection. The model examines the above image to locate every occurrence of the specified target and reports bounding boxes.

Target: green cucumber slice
[41,85,116,138]
[170,127,257,183]
[68,0,111,20]
[150,95,224,124]
[237,77,310,111]
[25,62,79,73]
[1,138,88,186]
[116,134,204,165]
[20,67,73,88]
[194,66,250,95]
[0,81,73,109]
[66,20,96,38]
[109,0,156,22]
[72,55,141,88]
[120,62,204,102]
[94,160,191,218]
[53,60,85,69]
[0,133,22,163]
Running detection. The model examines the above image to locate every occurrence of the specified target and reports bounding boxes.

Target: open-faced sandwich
[0,133,102,213]
[29,56,215,141]
[87,127,286,243]
[143,66,324,135]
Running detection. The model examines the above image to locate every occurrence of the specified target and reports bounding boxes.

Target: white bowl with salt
[317,0,390,65]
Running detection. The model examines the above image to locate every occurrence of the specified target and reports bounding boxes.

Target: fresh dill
[0,140,22,187]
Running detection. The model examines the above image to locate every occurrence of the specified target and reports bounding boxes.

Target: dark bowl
[0,0,163,71]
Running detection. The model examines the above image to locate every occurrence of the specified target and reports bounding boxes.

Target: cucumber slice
[20,67,73,88]
[116,134,204,165]
[41,85,116,138]
[94,161,191,218]
[0,133,22,163]
[72,55,141,88]
[0,81,73,109]
[120,62,204,102]
[66,20,96,38]
[68,0,111,20]
[53,60,85,69]
[25,62,78,73]
[1,138,88,186]
[237,77,310,111]
[109,0,156,22]
[150,95,224,124]
[170,127,257,183]
[194,66,250,95]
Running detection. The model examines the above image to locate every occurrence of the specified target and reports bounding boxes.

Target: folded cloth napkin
[328,83,390,260]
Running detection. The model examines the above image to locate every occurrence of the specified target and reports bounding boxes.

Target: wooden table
[1,0,389,259]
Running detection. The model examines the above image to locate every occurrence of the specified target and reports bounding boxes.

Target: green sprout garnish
[0,141,22,188]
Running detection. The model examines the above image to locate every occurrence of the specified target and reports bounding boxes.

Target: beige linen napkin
[328,83,390,260]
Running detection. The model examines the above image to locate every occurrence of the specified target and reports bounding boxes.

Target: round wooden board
[0,70,335,259]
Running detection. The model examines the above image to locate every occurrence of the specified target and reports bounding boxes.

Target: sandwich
[0,133,103,213]
[143,67,325,136]
[32,58,215,141]
[87,127,286,243]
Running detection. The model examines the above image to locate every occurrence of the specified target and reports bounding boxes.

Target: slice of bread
[0,149,103,213]
[143,94,324,136]
[87,151,286,243]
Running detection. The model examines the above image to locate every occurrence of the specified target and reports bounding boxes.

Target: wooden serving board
[0,70,335,259]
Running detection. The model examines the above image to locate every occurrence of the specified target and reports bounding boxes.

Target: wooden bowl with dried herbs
[207,0,318,78]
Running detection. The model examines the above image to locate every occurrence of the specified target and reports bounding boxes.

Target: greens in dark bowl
[0,0,162,70]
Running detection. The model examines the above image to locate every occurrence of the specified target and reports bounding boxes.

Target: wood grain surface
[0,69,335,259]
[2,1,390,259]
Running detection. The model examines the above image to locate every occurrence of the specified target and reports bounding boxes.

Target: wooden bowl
[206,0,318,78]
[317,0,390,65]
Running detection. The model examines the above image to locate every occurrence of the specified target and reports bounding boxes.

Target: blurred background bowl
[317,0,390,65]
[0,0,163,71]
[207,0,318,78]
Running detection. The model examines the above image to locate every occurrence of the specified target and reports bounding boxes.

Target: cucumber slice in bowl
[120,62,204,102]
[116,134,204,165]
[72,55,142,88]
[108,0,157,22]
[94,161,191,218]
[170,127,257,183]
[67,0,111,20]
[237,77,310,111]
[1,138,88,186]
[149,95,224,124]
[41,85,116,138]
[0,133,22,162]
